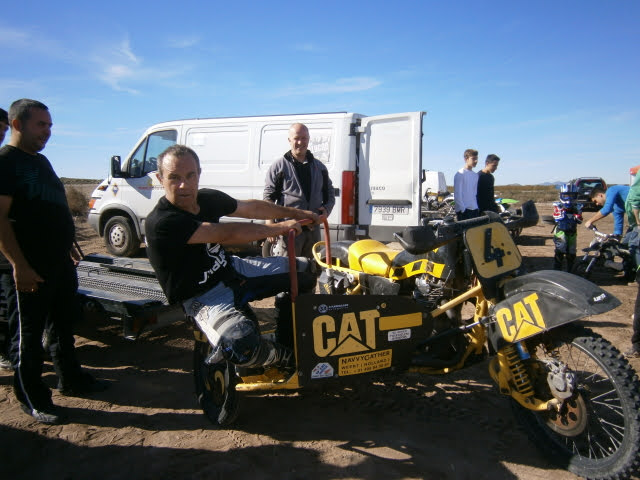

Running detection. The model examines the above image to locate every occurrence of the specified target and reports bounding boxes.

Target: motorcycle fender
[487,270,621,351]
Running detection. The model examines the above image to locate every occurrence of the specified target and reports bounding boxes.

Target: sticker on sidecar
[311,363,334,379]
[339,349,392,376]
[495,292,547,342]
[388,329,411,341]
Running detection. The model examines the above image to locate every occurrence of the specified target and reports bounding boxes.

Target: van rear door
[358,112,424,235]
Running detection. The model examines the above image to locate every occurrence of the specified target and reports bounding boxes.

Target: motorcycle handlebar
[395,200,540,255]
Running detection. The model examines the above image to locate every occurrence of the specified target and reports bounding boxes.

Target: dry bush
[494,185,559,204]
[65,185,89,218]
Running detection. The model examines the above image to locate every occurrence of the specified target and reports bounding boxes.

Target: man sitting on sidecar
[145,145,319,372]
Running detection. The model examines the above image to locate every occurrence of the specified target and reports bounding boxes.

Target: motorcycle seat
[347,239,401,277]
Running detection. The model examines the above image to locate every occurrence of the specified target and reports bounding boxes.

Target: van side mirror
[111,155,123,178]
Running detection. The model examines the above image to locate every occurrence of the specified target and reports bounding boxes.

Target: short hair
[8,99,48,125]
[486,154,500,164]
[464,149,478,159]
[590,187,606,199]
[157,144,201,176]
[0,108,7,124]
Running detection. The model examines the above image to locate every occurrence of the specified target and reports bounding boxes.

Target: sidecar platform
[76,254,183,339]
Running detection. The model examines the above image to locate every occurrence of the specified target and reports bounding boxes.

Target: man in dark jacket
[263,123,335,258]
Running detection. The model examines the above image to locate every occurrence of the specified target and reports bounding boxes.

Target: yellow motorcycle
[192,201,640,480]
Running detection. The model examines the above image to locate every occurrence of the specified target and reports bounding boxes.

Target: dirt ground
[1,205,638,480]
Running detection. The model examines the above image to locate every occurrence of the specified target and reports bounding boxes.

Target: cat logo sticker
[495,293,546,342]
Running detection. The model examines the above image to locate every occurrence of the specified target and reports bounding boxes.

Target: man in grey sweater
[264,123,335,258]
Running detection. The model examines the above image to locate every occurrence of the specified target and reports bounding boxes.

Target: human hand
[71,243,83,265]
[280,219,302,236]
[14,264,44,293]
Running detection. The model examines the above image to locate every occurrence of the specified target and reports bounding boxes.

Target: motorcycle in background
[572,225,635,281]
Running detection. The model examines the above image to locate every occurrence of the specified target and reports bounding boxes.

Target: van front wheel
[104,216,140,257]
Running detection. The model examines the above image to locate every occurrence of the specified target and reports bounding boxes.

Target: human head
[484,154,500,173]
[463,149,478,169]
[560,183,578,202]
[156,144,202,212]
[590,187,607,207]
[8,99,52,154]
[288,123,310,162]
[0,108,8,144]
[157,144,201,177]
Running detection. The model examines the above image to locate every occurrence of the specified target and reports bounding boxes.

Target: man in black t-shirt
[0,99,107,425]
[0,107,10,370]
[476,154,501,214]
[146,145,319,372]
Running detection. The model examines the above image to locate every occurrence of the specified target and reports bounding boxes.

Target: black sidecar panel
[293,294,426,387]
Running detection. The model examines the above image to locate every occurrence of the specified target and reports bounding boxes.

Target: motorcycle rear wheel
[193,339,240,427]
[512,326,640,479]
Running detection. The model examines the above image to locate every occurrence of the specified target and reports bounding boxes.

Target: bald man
[263,123,335,258]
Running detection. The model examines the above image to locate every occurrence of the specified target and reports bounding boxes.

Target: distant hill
[61,177,102,185]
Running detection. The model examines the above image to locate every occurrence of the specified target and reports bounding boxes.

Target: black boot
[553,251,564,271]
[261,340,295,371]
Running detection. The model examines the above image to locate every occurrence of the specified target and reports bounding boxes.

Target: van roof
[149,112,363,128]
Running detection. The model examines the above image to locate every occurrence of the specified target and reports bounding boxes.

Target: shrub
[66,186,89,218]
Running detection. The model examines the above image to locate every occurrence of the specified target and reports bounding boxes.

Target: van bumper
[87,212,101,234]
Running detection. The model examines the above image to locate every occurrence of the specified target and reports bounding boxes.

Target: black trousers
[1,261,85,410]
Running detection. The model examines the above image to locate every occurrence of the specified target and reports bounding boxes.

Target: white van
[87,111,426,257]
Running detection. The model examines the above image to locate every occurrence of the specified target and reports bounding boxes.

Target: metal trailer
[75,254,184,340]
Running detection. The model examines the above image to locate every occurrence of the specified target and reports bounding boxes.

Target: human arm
[188,218,303,245]
[321,165,336,215]
[453,172,464,212]
[0,195,44,291]
[584,211,605,229]
[231,198,319,224]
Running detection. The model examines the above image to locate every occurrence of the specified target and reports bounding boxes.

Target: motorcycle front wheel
[512,326,640,479]
[571,256,599,279]
[193,339,240,427]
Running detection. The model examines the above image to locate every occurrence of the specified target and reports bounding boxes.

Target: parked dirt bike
[494,197,524,239]
[422,192,456,219]
[191,202,640,479]
[572,225,636,282]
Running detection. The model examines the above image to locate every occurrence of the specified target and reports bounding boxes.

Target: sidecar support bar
[429,284,483,317]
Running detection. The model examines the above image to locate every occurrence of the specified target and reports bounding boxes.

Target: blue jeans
[183,256,315,366]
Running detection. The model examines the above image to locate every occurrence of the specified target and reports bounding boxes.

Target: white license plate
[372,206,410,215]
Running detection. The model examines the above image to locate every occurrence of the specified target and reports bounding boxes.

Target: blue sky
[2,0,638,186]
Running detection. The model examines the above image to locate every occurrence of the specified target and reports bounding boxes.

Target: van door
[358,112,424,234]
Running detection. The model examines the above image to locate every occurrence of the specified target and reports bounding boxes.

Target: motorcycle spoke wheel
[512,326,640,479]
[571,258,597,279]
[193,340,240,427]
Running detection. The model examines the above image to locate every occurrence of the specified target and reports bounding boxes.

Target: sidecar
[192,291,434,426]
